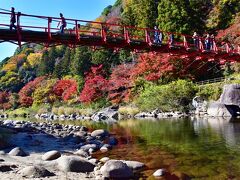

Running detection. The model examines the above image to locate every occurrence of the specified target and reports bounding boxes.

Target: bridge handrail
[0,10,239,57]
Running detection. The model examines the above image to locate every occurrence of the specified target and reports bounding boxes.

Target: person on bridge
[10,7,17,30]
[205,33,211,50]
[192,32,199,49]
[57,13,67,34]
[153,26,163,45]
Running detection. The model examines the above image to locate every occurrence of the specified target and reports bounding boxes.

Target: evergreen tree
[48,46,57,74]
[70,46,91,76]
[61,47,71,76]
[156,0,213,34]
[37,50,49,76]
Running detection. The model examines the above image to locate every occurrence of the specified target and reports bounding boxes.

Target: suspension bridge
[0,10,239,63]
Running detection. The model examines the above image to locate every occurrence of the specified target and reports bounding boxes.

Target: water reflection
[192,116,240,147]
[5,117,240,178]
[115,117,240,178]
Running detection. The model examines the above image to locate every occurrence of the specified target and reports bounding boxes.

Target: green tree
[91,49,120,74]
[33,79,57,105]
[61,47,71,76]
[157,0,213,34]
[70,47,91,76]
[37,50,49,76]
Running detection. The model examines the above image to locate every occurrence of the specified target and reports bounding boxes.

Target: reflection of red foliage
[53,79,78,102]
[18,76,46,107]
[107,64,134,104]
[79,65,108,103]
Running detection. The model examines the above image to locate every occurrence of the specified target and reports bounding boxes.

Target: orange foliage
[2,54,27,72]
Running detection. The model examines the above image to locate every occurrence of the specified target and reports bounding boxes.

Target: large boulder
[91,106,119,122]
[207,101,237,117]
[57,156,95,172]
[74,149,89,158]
[100,160,133,179]
[220,84,240,106]
[8,147,27,156]
[122,160,145,171]
[42,150,61,161]
[18,166,54,178]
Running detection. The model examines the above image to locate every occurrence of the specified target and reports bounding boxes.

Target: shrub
[119,105,140,116]
[136,80,197,112]
[196,84,222,101]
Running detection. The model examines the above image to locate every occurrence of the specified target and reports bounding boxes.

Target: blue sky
[0,0,116,60]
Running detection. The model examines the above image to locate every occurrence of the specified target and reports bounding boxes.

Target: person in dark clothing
[192,32,199,49]
[10,7,17,30]
[57,13,66,34]
[205,33,211,50]
[153,26,163,44]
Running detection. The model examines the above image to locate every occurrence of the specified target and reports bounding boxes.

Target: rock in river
[8,147,27,156]
[91,129,109,138]
[18,165,54,178]
[100,160,133,179]
[42,150,61,161]
[57,156,95,172]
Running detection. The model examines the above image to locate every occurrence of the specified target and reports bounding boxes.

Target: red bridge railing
[0,11,239,59]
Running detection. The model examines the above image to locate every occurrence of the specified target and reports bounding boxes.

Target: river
[3,116,240,179]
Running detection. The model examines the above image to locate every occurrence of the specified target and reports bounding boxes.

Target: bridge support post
[47,17,52,45]
[145,29,151,46]
[124,27,130,45]
[183,36,189,50]
[75,20,80,42]
[101,23,107,43]
[16,12,22,48]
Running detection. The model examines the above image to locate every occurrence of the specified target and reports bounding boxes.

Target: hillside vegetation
[0,0,239,112]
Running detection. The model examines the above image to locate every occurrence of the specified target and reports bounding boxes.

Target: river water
[5,116,240,179]
[93,117,240,179]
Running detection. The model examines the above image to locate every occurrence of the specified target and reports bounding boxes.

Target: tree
[37,50,49,76]
[79,65,108,103]
[27,53,42,68]
[70,46,91,77]
[91,49,120,74]
[0,91,11,110]
[157,0,212,34]
[0,71,23,92]
[207,0,240,30]
[107,64,134,104]
[37,47,57,76]
[33,79,58,105]
[53,79,78,102]
[18,76,46,107]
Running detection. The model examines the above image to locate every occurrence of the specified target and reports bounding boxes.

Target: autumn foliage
[18,76,46,107]
[107,64,134,104]
[0,91,11,110]
[53,79,78,102]
[80,65,108,103]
